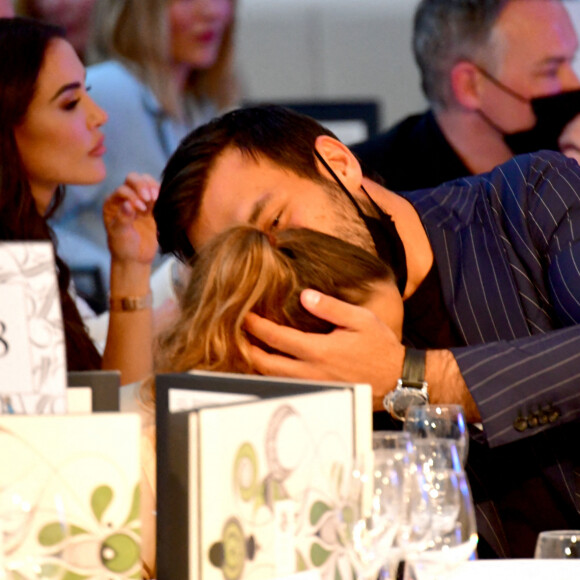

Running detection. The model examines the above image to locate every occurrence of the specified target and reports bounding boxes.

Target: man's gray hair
[413,0,512,108]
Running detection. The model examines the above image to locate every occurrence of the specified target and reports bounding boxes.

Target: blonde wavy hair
[149,226,394,402]
[88,0,238,117]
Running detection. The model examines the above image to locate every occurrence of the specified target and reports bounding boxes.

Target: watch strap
[401,348,426,388]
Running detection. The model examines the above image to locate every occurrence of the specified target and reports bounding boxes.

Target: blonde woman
[136,225,403,574]
[14,0,97,60]
[52,0,239,293]
[152,225,404,381]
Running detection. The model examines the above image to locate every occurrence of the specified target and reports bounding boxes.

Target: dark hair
[413,0,511,108]
[153,226,394,376]
[154,104,341,263]
[0,17,101,370]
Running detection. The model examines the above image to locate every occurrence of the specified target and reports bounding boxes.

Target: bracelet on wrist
[109,291,153,312]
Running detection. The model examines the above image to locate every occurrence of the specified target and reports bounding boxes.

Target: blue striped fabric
[403,151,580,448]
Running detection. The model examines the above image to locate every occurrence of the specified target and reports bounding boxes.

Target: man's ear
[450,61,483,110]
[314,135,363,190]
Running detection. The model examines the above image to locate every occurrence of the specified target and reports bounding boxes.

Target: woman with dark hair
[51,0,240,291]
[0,17,157,383]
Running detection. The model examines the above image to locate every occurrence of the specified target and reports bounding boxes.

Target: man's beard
[321,179,376,255]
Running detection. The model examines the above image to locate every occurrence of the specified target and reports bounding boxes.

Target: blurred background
[235,0,580,132]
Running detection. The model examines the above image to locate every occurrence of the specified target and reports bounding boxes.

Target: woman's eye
[63,99,80,111]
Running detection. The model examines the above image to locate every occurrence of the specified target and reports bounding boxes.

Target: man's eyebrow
[50,81,82,102]
[248,192,272,226]
[536,55,573,68]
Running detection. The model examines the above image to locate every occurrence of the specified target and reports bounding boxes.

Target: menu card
[0,413,141,578]
[0,242,66,413]
[156,370,372,580]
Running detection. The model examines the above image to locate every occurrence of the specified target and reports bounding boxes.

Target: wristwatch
[383,348,429,421]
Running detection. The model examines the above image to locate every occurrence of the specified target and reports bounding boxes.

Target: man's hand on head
[244,289,406,410]
[244,289,481,422]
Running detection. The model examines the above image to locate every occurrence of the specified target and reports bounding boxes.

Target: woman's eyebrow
[50,81,82,102]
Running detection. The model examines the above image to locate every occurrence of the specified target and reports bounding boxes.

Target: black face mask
[474,64,580,155]
[314,150,408,295]
[504,89,580,154]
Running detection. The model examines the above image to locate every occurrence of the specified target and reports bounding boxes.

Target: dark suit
[400,151,580,557]
[352,110,471,191]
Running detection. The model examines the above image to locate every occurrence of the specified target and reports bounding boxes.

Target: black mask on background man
[504,90,580,154]
[474,64,580,155]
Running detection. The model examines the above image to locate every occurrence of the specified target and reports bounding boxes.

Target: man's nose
[561,63,580,91]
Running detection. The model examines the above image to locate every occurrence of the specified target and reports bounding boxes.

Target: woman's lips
[90,136,106,156]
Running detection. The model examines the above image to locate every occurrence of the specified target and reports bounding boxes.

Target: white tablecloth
[443,559,580,580]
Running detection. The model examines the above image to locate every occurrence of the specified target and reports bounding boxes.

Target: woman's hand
[103,172,159,265]
[102,173,159,385]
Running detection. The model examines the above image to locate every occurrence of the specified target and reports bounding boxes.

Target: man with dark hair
[153,105,580,558]
[352,0,580,191]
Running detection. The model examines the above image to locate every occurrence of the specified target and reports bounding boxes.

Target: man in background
[352,0,580,191]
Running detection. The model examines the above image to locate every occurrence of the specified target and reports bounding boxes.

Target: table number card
[0,242,67,413]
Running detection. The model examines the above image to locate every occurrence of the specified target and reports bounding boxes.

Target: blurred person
[153,104,580,558]
[0,0,13,17]
[559,110,580,163]
[14,0,97,60]
[0,19,159,575]
[51,0,239,295]
[352,0,580,191]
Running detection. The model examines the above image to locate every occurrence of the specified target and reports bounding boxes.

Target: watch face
[384,388,428,421]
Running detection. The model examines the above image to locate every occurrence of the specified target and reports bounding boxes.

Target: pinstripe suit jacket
[402,151,580,556]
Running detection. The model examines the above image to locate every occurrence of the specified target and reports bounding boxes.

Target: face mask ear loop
[314,149,367,217]
[314,149,385,218]
[314,149,408,296]
[473,63,529,103]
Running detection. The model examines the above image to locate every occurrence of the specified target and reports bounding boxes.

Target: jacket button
[514,416,528,432]
[537,410,548,425]
[527,413,539,428]
[547,406,561,423]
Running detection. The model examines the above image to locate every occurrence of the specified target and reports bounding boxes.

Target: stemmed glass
[338,450,406,579]
[373,430,413,453]
[534,530,580,558]
[403,405,469,466]
[372,431,414,579]
[400,439,478,580]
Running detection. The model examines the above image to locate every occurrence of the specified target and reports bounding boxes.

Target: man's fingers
[300,289,372,330]
[247,343,326,381]
[245,312,315,360]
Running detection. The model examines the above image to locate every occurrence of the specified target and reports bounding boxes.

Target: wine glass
[403,405,469,466]
[371,432,414,579]
[534,530,580,558]
[338,451,406,579]
[372,432,414,485]
[402,439,478,580]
